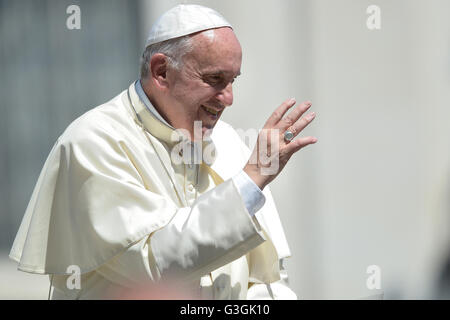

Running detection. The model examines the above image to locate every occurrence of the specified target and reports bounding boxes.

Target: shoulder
[213,120,245,145]
[210,120,254,171]
[47,90,145,164]
[58,90,136,147]
[212,120,253,155]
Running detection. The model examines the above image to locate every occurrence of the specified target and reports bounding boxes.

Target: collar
[127,82,217,166]
[135,80,172,128]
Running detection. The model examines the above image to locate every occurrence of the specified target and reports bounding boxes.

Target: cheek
[182,87,217,107]
[170,76,217,108]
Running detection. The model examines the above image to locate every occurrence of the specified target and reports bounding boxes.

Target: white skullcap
[145,4,232,47]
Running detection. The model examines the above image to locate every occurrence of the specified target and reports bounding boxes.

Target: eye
[204,75,223,86]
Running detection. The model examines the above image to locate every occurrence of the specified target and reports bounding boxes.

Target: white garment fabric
[136,79,265,217]
[232,171,266,216]
[10,83,296,299]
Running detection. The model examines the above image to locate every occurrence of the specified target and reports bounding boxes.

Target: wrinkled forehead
[185,27,242,76]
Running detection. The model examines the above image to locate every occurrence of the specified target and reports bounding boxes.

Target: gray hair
[139,35,193,80]
[139,29,216,80]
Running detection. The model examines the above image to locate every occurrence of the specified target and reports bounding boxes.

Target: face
[164,27,242,139]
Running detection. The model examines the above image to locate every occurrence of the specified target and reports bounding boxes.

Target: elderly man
[10,4,317,300]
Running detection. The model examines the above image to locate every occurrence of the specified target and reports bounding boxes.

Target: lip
[201,105,223,117]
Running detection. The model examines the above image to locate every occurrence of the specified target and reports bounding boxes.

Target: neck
[140,78,174,128]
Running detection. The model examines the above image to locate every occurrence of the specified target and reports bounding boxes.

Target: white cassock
[9,82,297,300]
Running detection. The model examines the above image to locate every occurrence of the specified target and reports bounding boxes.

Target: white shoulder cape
[9,87,291,275]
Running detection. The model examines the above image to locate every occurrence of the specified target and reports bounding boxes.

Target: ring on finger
[284,129,295,142]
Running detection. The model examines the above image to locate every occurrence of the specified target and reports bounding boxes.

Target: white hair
[139,35,193,80]
[139,29,216,80]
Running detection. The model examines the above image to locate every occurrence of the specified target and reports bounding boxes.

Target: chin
[201,123,216,138]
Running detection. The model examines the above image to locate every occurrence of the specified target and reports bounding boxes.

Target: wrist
[243,165,268,190]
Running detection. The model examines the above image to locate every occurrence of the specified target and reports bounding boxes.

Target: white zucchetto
[145,4,232,47]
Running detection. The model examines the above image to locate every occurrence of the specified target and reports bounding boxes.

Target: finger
[264,98,297,128]
[279,100,312,130]
[288,111,316,138]
[284,136,318,154]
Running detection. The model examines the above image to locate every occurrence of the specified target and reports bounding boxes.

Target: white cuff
[232,170,266,216]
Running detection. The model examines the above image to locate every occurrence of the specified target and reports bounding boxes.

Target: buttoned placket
[173,140,200,206]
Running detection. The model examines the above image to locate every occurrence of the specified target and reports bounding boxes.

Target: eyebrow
[203,70,241,77]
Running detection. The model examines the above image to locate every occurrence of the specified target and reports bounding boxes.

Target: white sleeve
[232,170,266,216]
[96,178,266,287]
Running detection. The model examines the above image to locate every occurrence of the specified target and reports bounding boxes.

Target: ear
[150,53,170,89]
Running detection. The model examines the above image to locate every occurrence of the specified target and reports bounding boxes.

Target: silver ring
[284,130,294,142]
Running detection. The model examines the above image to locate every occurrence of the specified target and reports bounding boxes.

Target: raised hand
[243,98,317,190]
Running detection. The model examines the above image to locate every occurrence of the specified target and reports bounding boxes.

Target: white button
[187,184,194,192]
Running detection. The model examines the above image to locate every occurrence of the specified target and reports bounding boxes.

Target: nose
[216,82,233,107]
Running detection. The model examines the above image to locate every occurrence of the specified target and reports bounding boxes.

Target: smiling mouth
[201,105,220,116]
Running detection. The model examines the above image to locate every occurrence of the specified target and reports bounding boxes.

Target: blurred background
[0,0,449,299]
